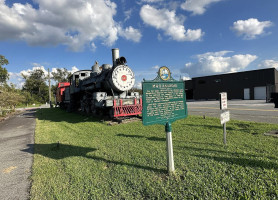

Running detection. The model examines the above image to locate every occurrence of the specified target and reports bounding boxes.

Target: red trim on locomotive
[113,98,142,117]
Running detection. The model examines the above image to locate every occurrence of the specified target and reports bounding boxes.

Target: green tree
[0,55,9,84]
[0,84,25,116]
[51,68,71,83]
[0,87,25,110]
[51,68,71,98]
[22,69,48,103]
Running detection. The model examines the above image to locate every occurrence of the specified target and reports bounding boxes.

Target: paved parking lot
[187,100,278,124]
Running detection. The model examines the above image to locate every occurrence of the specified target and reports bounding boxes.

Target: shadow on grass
[184,122,263,135]
[22,143,166,173]
[36,108,104,124]
[176,145,277,161]
[117,133,165,142]
[184,123,235,131]
[194,154,278,169]
[85,155,167,173]
[22,143,97,159]
[185,141,223,147]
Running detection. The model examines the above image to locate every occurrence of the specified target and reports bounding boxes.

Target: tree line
[0,54,71,116]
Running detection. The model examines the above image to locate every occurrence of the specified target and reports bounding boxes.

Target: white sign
[220,92,227,110]
[220,110,230,124]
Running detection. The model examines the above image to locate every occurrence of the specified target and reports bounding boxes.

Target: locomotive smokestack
[112,48,119,66]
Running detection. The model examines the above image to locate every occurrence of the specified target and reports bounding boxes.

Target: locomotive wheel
[81,96,91,114]
[91,103,97,116]
[109,108,114,119]
[81,96,86,112]
[85,105,91,114]
[80,102,85,112]
[85,97,91,114]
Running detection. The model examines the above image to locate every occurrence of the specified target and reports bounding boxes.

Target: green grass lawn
[31,108,278,199]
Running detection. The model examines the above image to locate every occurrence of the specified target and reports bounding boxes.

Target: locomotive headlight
[111,65,135,91]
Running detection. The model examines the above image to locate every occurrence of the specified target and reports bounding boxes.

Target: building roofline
[189,67,277,80]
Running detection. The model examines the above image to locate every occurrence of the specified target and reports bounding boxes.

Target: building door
[266,85,274,102]
[244,88,250,100]
[254,86,266,100]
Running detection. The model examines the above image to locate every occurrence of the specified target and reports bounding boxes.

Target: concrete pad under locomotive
[55,48,142,118]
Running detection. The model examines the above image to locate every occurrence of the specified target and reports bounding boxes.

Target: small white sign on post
[220,110,230,125]
[219,92,229,145]
[220,92,227,110]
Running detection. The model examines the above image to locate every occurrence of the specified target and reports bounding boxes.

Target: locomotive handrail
[113,98,142,117]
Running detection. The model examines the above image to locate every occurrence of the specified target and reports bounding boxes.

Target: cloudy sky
[1,0,278,88]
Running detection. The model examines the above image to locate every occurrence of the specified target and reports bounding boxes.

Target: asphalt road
[187,100,278,124]
[0,109,36,200]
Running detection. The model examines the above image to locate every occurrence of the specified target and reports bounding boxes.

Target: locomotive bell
[91,61,101,76]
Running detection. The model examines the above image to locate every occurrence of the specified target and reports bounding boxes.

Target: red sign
[220,92,227,110]
[121,75,127,81]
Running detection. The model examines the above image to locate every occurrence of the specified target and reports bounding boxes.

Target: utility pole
[48,68,51,107]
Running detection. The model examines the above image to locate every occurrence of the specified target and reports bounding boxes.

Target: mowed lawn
[31,108,278,199]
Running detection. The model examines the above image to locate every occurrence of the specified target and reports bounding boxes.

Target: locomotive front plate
[112,65,135,91]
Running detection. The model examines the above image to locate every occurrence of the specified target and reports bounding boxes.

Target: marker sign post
[142,66,188,173]
[220,92,229,144]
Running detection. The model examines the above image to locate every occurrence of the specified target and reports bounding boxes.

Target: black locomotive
[56,48,142,118]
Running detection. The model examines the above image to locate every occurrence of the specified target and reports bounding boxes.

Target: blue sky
[1,0,278,88]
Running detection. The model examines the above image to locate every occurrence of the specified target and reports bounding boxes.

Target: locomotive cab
[69,70,91,94]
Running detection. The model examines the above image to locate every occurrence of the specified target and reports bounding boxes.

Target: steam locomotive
[55,48,142,118]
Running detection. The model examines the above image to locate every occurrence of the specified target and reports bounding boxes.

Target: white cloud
[258,60,278,69]
[157,33,162,41]
[118,26,142,42]
[133,81,142,89]
[90,42,97,52]
[141,0,163,3]
[231,18,273,40]
[9,65,49,89]
[8,72,25,89]
[0,0,141,51]
[8,65,80,88]
[182,76,191,80]
[134,65,189,89]
[152,65,160,69]
[20,63,48,77]
[69,66,79,73]
[20,64,79,77]
[181,0,223,15]
[181,51,257,77]
[140,4,204,41]
[124,9,132,22]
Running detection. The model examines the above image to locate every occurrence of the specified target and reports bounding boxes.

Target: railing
[113,98,142,117]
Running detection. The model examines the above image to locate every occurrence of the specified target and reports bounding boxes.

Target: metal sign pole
[165,122,175,173]
[223,122,227,145]
[220,92,229,145]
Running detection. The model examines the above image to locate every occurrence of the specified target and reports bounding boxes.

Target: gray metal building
[185,68,278,101]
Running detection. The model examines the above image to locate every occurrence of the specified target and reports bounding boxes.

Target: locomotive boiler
[56,48,142,118]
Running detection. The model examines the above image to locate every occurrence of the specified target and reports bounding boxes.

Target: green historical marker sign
[142,66,188,174]
[142,66,188,126]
